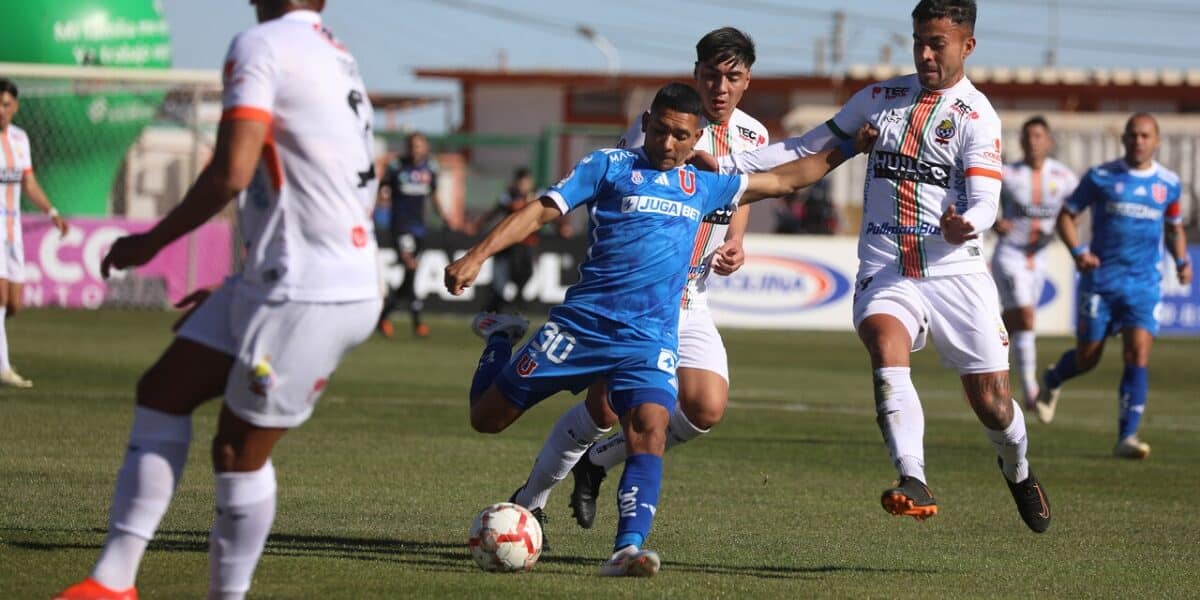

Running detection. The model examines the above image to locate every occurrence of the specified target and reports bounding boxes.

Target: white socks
[92,406,192,590]
[873,367,927,483]
[0,306,10,371]
[987,399,1030,483]
[588,402,709,471]
[209,461,277,600]
[515,402,609,510]
[1011,330,1038,405]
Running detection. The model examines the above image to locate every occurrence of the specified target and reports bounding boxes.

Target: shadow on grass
[2,527,948,579]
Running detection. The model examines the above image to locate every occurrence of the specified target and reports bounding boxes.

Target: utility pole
[831,10,846,72]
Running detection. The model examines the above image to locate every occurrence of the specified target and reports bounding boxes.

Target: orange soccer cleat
[54,578,138,600]
[881,476,939,522]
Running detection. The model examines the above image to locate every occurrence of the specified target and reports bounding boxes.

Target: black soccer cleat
[569,452,606,529]
[881,476,938,521]
[999,458,1051,533]
[508,486,550,552]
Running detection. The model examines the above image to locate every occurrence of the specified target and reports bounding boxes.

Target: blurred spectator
[774,179,837,234]
[473,166,573,313]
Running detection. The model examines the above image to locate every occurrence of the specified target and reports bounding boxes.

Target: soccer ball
[468,502,543,572]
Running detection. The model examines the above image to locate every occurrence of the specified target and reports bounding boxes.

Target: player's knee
[624,405,669,455]
[1122,348,1150,367]
[1075,347,1103,371]
[681,395,726,430]
[469,412,504,434]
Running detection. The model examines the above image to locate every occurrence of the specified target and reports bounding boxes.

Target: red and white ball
[468,502,543,572]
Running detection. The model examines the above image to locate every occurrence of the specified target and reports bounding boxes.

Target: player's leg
[72,335,234,597]
[600,386,672,577]
[205,293,377,598]
[467,313,531,433]
[0,276,19,387]
[1004,303,1039,410]
[853,271,935,520]
[1111,286,1159,458]
[404,237,428,337]
[1037,290,1109,423]
[931,273,1050,532]
[485,251,512,313]
[994,253,1041,409]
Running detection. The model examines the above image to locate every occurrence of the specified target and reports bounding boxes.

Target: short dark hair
[695,27,756,68]
[650,83,704,117]
[0,78,18,99]
[911,0,976,31]
[512,166,531,181]
[1125,112,1160,135]
[1022,115,1050,134]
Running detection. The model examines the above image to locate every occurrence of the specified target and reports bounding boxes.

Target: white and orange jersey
[726,75,1003,279]
[617,107,768,308]
[0,124,32,246]
[222,9,378,302]
[998,158,1077,254]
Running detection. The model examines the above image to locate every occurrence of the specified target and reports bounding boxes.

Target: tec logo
[872,86,909,100]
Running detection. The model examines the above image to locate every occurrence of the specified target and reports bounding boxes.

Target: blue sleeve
[696,170,749,215]
[544,150,612,214]
[1065,169,1101,214]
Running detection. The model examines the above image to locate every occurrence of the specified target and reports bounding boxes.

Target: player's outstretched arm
[740,124,877,204]
[101,118,267,278]
[444,197,563,295]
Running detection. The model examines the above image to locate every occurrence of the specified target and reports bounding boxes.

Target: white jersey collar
[280,9,321,26]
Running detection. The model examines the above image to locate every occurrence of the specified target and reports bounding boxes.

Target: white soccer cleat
[1034,368,1059,424]
[470,313,529,343]
[0,368,33,388]
[1113,436,1150,460]
[598,546,660,577]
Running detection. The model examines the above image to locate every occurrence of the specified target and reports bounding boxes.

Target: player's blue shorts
[495,319,679,416]
[1076,282,1161,343]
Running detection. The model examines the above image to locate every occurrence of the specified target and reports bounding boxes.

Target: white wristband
[48,207,59,218]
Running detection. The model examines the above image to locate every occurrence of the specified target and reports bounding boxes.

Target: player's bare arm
[712,204,749,275]
[445,197,562,295]
[1165,222,1192,285]
[1055,206,1100,271]
[19,171,68,238]
[101,118,268,278]
[741,124,877,203]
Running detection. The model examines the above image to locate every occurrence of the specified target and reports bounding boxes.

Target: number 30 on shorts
[530,322,577,364]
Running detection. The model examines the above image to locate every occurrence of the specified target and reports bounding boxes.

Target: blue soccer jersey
[543,148,748,344]
[1066,159,1182,293]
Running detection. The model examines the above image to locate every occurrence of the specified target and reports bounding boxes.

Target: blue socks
[614,453,662,552]
[1118,365,1148,440]
[1045,349,1081,389]
[470,334,511,401]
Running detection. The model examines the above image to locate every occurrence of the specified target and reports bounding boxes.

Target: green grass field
[2,309,1198,598]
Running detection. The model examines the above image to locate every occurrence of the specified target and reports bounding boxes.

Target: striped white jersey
[617,107,768,308]
[0,124,32,246]
[998,158,1078,255]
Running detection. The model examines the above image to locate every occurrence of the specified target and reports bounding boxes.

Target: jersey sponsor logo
[1152,183,1168,204]
[865,221,943,236]
[707,254,852,314]
[1106,201,1162,221]
[0,168,23,184]
[934,118,956,144]
[736,125,760,143]
[620,195,701,220]
[872,86,909,100]
[678,170,696,196]
[951,98,979,119]
[1014,204,1060,219]
[872,150,951,188]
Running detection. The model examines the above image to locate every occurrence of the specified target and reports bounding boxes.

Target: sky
[161,0,1200,131]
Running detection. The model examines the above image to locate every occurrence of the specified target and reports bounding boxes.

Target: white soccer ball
[468,502,543,572]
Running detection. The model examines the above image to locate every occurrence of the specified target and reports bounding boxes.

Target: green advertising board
[2,0,171,216]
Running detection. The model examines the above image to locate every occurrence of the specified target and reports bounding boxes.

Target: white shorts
[0,237,25,283]
[178,279,381,428]
[991,244,1044,311]
[676,306,729,383]
[852,268,1009,375]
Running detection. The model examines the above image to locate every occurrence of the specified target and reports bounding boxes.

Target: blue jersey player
[1036,113,1192,459]
[444,83,865,576]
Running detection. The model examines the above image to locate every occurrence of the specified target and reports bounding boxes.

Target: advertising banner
[1157,245,1200,336]
[20,216,231,309]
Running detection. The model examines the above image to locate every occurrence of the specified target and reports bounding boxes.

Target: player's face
[693,58,750,124]
[408,135,430,162]
[0,93,16,131]
[1021,124,1052,164]
[641,108,703,171]
[514,175,534,195]
[1122,117,1160,167]
[912,18,975,90]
